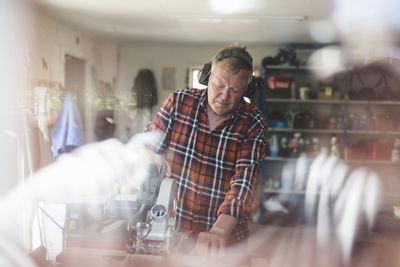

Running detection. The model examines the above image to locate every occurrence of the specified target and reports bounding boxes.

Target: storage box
[268,76,292,89]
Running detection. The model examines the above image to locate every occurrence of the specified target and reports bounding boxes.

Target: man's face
[207,62,249,117]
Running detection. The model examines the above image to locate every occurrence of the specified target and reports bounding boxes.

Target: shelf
[260,62,400,225]
[264,189,400,197]
[264,156,400,167]
[346,130,400,136]
[264,156,315,163]
[264,65,311,70]
[268,127,400,136]
[266,98,344,104]
[346,100,400,105]
[266,98,400,105]
[268,127,343,134]
[347,160,400,166]
[265,65,339,73]
[264,156,298,162]
[264,188,306,194]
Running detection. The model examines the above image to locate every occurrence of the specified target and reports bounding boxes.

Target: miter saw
[105,161,178,255]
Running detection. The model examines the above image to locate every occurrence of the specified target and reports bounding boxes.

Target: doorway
[64,54,85,124]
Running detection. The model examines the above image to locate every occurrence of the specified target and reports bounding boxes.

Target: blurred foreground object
[333,0,400,47]
[253,151,394,267]
[59,131,178,256]
[309,0,400,78]
[0,131,179,266]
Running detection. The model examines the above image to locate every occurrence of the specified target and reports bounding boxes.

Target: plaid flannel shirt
[146,88,267,244]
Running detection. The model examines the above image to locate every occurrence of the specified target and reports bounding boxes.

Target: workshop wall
[29,8,119,143]
[24,8,120,258]
[25,8,119,173]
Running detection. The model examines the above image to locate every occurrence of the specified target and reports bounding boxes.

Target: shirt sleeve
[145,93,176,153]
[217,114,267,222]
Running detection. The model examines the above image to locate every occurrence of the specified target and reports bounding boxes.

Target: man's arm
[195,214,238,258]
[210,213,238,239]
[195,114,267,258]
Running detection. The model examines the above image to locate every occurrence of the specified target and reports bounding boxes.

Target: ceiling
[32,0,336,45]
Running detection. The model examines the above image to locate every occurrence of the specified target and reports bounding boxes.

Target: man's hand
[194,231,227,259]
[192,214,237,259]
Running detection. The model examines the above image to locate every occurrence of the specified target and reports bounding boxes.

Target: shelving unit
[264,155,400,164]
[269,126,400,135]
[258,63,400,224]
[264,188,306,195]
[266,98,400,105]
[269,127,343,134]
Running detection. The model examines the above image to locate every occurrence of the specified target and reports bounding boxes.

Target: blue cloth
[51,92,85,158]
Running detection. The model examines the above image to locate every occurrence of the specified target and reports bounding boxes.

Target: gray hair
[211,45,253,85]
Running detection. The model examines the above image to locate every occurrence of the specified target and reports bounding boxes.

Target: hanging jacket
[51,92,85,158]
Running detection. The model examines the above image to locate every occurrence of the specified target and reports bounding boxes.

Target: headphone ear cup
[198,62,211,86]
[244,76,258,98]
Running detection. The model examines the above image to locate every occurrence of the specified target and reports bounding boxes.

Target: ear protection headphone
[197,49,260,98]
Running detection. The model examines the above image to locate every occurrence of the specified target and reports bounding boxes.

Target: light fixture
[172,15,308,23]
[209,0,261,14]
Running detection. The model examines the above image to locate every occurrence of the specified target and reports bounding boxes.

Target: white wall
[1,0,28,194]
[30,9,118,89]
[23,7,120,259]
[30,8,119,144]
[116,42,280,137]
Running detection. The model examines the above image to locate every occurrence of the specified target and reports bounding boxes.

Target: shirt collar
[200,88,208,108]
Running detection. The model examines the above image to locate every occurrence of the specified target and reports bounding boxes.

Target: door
[65,54,85,125]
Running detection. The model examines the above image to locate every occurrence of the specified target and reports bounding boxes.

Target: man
[146,44,267,256]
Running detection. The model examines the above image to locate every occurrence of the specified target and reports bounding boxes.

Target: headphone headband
[215,49,253,69]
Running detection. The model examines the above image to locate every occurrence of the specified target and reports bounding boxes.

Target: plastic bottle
[269,134,279,157]
[298,135,305,152]
[392,138,400,162]
[304,137,311,153]
[330,136,340,157]
[291,79,297,99]
[289,133,300,157]
[280,136,289,157]
[312,137,320,156]
[308,110,316,129]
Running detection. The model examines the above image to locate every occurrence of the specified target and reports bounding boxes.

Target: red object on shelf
[346,140,391,161]
[387,119,395,131]
[367,142,391,160]
[345,147,367,160]
[268,76,292,89]
[374,116,395,131]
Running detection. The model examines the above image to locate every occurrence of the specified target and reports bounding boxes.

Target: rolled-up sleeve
[217,117,267,222]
